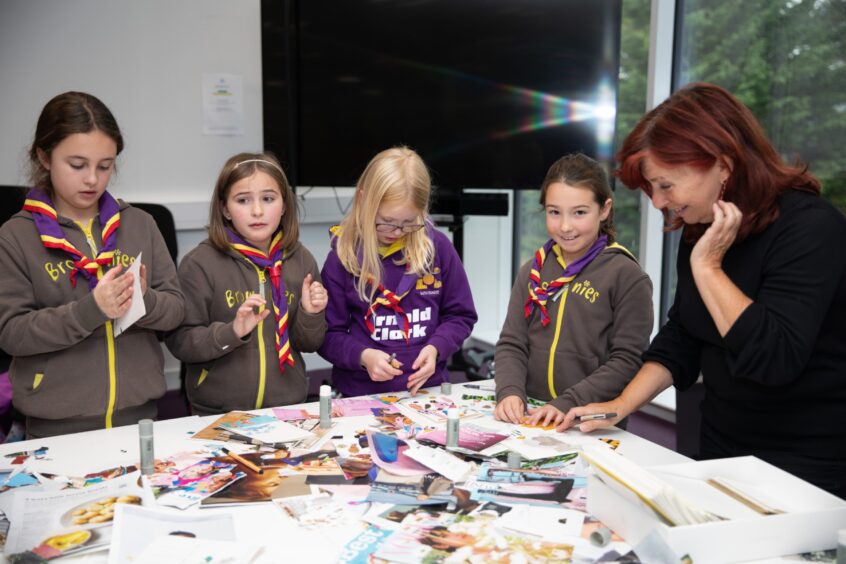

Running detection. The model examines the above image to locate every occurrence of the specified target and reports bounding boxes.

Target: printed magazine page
[5,473,141,559]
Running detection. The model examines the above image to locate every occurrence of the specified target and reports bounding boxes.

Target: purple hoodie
[318,229,477,396]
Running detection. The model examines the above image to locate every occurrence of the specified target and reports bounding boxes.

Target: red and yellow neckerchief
[227,228,294,373]
[364,238,416,342]
[23,188,120,290]
[525,235,608,327]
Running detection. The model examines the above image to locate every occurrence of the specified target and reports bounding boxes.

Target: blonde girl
[318,146,477,396]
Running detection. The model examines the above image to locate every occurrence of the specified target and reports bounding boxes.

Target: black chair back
[0,187,27,372]
[0,186,28,227]
[129,202,179,264]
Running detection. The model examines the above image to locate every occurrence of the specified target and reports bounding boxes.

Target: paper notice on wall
[202,73,244,136]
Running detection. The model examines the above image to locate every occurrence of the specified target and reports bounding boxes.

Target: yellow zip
[547,287,569,399]
[77,219,118,428]
[198,369,209,387]
[104,320,117,427]
[251,265,267,409]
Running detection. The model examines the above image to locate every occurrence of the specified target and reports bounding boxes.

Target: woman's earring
[719,179,727,200]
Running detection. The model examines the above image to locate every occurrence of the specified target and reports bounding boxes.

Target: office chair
[127,202,191,419]
[0,186,27,437]
[0,186,27,373]
[129,202,178,264]
[0,186,27,227]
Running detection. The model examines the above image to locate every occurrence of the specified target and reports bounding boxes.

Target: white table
[0,383,745,562]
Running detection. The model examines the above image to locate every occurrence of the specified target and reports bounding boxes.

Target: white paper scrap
[114,252,145,337]
[495,504,585,539]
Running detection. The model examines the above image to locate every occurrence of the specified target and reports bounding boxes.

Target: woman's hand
[690,200,752,336]
[361,348,403,382]
[93,265,135,319]
[557,400,625,433]
[494,395,526,424]
[233,294,270,338]
[300,273,328,314]
[407,345,438,395]
[691,200,743,272]
[524,403,566,427]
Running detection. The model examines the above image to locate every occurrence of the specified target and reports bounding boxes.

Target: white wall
[0,0,263,202]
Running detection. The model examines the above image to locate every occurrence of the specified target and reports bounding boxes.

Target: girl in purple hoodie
[318,147,477,396]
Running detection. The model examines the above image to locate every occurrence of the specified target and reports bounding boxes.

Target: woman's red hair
[616,82,820,242]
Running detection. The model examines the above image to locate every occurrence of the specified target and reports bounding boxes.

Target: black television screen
[262,0,621,190]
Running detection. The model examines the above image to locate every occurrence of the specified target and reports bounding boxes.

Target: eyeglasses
[375,222,425,234]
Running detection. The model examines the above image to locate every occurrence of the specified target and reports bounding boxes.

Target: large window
[659,0,846,303]
[515,0,651,270]
[676,0,845,211]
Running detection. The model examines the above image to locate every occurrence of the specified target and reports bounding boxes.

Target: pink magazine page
[417,425,508,452]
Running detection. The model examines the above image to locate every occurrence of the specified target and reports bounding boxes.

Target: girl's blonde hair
[336,146,434,302]
[208,152,299,253]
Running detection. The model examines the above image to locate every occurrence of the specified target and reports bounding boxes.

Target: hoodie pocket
[187,361,226,412]
[193,365,215,389]
[22,357,49,394]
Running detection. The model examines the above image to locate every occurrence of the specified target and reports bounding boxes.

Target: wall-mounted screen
[263,0,621,190]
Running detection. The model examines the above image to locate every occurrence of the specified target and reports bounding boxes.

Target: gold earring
[719,179,727,200]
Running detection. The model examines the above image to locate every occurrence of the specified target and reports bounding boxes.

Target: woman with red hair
[563,83,846,499]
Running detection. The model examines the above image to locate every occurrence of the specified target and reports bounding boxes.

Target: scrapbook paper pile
[385,392,484,424]
[343,506,575,563]
[148,450,244,509]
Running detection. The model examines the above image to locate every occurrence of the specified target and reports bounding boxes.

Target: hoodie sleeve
[165,250,248,364]
[550,267,654,413]
[317,249,370,370]
[136,212,185,331]
[288,247,327,353]
[425,232,478,360]
[0,226,107,356]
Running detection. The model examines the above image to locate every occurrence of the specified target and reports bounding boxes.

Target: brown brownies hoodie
[0,202,184,423]
[495,244,653,413]
[166,239,326,414]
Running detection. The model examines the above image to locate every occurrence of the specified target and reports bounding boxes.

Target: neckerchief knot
[524,235,608,327]
[23,188,121,290]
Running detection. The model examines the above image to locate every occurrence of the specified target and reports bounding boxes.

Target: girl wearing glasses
[166,153,327,415]
[318,146,477,396]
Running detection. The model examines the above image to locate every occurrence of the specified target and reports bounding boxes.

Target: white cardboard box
[587,456,846,563]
